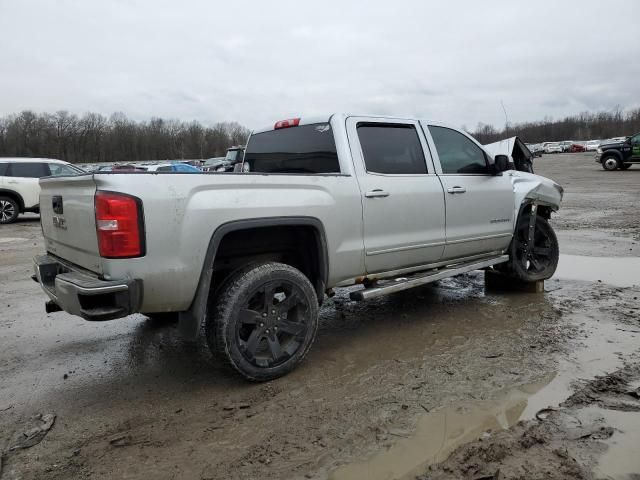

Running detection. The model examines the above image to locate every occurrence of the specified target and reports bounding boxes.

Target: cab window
[244,123,340,174]
[429,126,489,174]
[357,123,427,174]
[48,163,81,176]
[7,162,50,178]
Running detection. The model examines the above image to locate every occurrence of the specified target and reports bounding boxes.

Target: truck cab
[596,132,640,170]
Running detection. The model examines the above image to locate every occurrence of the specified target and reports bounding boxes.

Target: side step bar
[350,255,509,301]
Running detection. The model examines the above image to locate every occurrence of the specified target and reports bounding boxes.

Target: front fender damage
[510,171,563,218]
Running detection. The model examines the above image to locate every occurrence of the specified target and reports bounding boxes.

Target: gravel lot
[1,153,639,480]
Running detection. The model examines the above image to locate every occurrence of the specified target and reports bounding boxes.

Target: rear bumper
[33,254,142,321]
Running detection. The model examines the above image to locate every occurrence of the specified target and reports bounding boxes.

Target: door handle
[365,189,390,198]
[447,186,466,194]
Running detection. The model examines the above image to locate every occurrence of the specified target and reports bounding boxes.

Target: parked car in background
[0,158,84,224]
[596,132,640,171]
[560,141,574,152]
[544,142,563,154]
[585,140,600,151]
[202,146,246,172]
[525,143,544,157]
[142,163,201,173]
[569,143,586,153]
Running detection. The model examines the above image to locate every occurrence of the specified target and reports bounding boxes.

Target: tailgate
[39,174,103,274]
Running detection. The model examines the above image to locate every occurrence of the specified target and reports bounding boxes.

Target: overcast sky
[1,0,639,130]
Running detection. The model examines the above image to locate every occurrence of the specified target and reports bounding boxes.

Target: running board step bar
[350,255,509,301]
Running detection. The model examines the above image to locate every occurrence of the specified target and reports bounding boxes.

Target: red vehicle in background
[569,143,586,153]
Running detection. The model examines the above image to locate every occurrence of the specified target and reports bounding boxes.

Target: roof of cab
[250,114,464,136]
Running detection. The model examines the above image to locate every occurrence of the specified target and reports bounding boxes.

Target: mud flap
[178,265,213,340]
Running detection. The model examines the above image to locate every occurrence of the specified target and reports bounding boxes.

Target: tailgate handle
[365,189,390,198]
[52,196,63,214]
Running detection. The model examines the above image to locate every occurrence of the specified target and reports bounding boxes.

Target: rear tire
[500,215,559,282]
[601,156,620,171]
[0,197,19,224]
[620,163,632,170]
[206,262,319,381]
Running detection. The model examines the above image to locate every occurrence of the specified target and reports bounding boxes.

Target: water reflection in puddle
[330,378,553,480]
[556,254,640,287]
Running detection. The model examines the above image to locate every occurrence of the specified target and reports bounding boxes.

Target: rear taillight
[95,191,144,258]
[274,118,300,129]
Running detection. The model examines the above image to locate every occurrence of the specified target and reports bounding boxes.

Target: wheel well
[601,151,621,160]
[0,190,24,212]
[521,202,552,220]
[212,225,327,301]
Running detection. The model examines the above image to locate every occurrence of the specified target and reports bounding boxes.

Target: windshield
[225,150,240,162]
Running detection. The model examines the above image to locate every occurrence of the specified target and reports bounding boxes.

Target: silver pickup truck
[34,114,563,381]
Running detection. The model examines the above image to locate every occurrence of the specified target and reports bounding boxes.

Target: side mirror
[493,154,510,174]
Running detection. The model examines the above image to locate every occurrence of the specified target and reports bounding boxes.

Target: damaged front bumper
[32,254,141,321]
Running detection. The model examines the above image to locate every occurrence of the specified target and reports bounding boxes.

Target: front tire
[601,156,620,171]
[0,197,19,224]
[500,215,559,282]
[206,262,319,381]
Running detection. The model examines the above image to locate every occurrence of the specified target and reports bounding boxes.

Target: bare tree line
[2,108,639,163]
[0,111,251,164]
[472,107,640,144]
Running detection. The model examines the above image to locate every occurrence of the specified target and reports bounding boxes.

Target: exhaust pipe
[45,300,63,314]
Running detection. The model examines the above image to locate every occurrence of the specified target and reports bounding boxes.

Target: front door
[631,134,640,160]
[424,124,515,260]
[346,117,446,274]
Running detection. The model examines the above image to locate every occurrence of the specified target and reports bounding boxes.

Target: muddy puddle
[330,310,640,480]
[555,254,640,287]
[579,406,640,479]
[330,259,640,480]
[330,379,553,480]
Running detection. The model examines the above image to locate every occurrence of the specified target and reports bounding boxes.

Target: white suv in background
[0,158,84,224]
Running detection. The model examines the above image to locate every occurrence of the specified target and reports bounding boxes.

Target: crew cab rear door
[346,117,446,274]
[424,124,515,260]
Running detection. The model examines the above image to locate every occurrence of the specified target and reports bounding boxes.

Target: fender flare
[178,216,329,340]
[0,189,25,211]
[600,150,622,162]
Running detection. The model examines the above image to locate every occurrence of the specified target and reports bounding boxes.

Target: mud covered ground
[1,153,639,479]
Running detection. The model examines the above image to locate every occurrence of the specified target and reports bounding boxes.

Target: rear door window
[0,163,7,176]
[429,126,489,174]
[48,163,81,176]
[244,123,340,173]
[357,123,427,174]
[7,162,50,178]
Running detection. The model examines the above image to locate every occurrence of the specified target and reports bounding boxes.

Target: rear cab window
[244,122,340,174]
[0,163,7,176]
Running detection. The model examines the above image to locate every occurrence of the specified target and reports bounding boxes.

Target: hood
[601,141,626,149]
